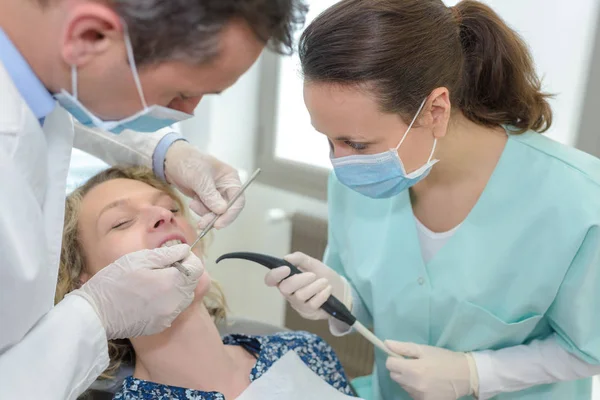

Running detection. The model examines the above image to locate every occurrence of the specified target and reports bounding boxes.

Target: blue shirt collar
[0,28,56,121]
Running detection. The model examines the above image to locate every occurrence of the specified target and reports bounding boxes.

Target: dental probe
[171,169,261,275]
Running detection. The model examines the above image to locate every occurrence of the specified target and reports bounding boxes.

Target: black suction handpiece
[216,252,356,326]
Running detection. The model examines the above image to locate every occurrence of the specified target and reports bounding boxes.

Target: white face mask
[54,24,193,134]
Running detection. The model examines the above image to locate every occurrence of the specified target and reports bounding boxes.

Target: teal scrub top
[324,131,600,400]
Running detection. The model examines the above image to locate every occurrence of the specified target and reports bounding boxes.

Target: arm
[387,225,600,400]
[469,225,600,397]
[473,334,600,399]
[73,123,184,179]
[0,150,108,399]
[0,297,109,399]
[73,124,244,228]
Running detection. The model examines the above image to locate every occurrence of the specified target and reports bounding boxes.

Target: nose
[168,96,202,114]
[148,206,176,231]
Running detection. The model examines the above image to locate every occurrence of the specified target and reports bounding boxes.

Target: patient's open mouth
[160,238,185,248]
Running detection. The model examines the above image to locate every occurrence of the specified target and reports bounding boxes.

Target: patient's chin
[193,271,211,299]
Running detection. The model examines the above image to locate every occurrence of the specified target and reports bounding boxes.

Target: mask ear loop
[396,98,428,150]
[71,65,78,99]
[121,20,148,110]
[428,138,438,163]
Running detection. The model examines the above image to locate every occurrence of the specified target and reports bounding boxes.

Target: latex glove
[68,244,203,340]
[264,252,352,320]
[385,341,480,400]
[164,141,244,230]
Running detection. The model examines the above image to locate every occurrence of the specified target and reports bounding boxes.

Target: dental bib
[235,351,361,400]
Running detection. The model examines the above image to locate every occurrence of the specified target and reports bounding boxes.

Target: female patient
[55,166,352,399]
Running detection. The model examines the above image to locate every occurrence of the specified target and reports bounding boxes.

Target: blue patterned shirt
[113,331,354,399]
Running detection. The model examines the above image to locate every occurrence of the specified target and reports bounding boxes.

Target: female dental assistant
[266,1,600,399]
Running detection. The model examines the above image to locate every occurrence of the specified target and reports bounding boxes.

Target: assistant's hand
[164,141,243,230]
[68,244,204,340]
[385,341,479,400]
[264,252,352,321]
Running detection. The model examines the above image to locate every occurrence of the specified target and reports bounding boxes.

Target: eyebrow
[96,191,172,229]
[311,124,368,142]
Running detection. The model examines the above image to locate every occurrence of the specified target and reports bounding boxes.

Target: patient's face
[78,178,210,297]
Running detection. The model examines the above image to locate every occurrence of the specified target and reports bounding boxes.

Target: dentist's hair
[37,0,308,65]
[56,166,227,380]
[299,0,552,134]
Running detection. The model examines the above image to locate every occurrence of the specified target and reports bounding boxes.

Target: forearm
[472,334,600,399]
[0,296,109,399]
[73,124,185,178]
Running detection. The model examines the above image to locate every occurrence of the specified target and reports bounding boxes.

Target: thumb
[179,251,205,281]
[385,341,423,359]
[284,252,319,272]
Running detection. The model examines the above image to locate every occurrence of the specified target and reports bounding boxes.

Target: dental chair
[84,317,288,400]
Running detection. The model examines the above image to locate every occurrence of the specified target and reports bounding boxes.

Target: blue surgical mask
[330,98,438,199]
[54,25,192,134]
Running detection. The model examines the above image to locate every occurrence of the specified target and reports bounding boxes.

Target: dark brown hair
[299,0,552,133]
[36,0,308,65]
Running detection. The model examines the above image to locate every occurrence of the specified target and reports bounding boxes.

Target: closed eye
[111,219,133,230]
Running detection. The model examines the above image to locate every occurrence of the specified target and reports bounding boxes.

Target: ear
[60,3,123,67]
[424,87,451,139]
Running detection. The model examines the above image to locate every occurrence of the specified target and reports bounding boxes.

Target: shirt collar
[0,28,56,121]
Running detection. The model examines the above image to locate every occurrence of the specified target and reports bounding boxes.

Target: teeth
[161,239,183,248]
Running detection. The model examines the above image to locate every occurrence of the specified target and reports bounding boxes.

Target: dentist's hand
[164,141,244,230]
[264,252,352,321]
[385,341,479,400]
[68,244,204,340]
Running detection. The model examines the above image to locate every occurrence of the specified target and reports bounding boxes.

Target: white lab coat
[0,61,170,398]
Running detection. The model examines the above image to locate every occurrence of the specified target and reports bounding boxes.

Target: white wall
[181,0,600,328]
[445,0,600,145]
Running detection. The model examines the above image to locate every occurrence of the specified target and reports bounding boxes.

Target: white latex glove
[385,341,480,400]
[67,244,203,340]
[164,141,244,230]
[264,252,352,321]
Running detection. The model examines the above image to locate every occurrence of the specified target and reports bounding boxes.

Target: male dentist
[0,0,306,398]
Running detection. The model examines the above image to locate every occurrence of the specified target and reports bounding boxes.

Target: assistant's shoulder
[512,132,600,188]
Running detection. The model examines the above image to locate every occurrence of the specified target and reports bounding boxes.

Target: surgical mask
[330,98,438,199]
[54,26,192,134]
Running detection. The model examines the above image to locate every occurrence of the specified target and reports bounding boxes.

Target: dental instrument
[216,252,398,357]
[172,169,261,274]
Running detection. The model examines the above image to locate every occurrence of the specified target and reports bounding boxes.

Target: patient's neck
[131,301,254,397]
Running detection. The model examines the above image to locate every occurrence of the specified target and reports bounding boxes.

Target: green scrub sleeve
[547,225,600,364]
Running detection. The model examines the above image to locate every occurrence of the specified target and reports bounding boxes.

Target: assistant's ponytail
[300,0,552,133]
[454,1,553,133]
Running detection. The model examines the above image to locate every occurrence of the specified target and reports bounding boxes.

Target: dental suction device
[216,252,397,357]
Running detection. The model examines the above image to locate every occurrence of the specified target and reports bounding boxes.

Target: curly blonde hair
[55,166,227,380]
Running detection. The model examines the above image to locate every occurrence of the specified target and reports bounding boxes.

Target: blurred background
[68,0,600,394]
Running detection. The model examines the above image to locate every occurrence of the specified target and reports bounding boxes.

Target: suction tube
[216,252,356,326]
